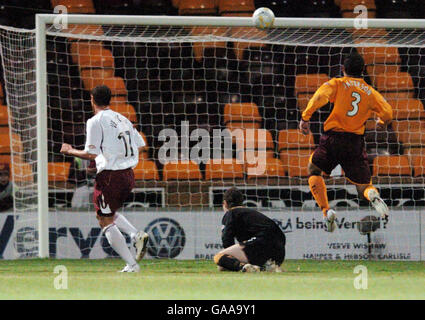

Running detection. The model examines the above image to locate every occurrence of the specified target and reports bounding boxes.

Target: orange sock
[308,175,329,216]
[363,185,378,201]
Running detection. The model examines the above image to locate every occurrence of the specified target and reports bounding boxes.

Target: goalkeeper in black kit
[213,187,286,272]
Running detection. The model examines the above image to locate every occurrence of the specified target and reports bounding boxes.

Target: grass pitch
[0,259,424,300]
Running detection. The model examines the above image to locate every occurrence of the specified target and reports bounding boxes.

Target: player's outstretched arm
[60,143,97,160]
[300,80,335,135]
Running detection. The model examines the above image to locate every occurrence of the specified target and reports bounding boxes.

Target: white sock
[103,224,137,267]
[114,213,138,240]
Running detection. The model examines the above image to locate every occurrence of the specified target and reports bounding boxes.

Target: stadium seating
[205,159,244,179]
[294,74,330,112]
[357,46,401,86]
[0,104,8,134]
[278,129,315,151]
[372,155,411,176]
[138,131,150,160]
[233,128,275,160]
[286,153,311,177]
[190,26,227,62]
[375,72,415,100]
[50,0,96,13]
[411,155,425,177]
[223,102,262,130]
[231,27,267,61]
[70,42,115,69]
[133,158,159,180]
[48,162,72,182]
[386,99,425,120]
[109,100,138,124]
[162,160,202,180]
[0,133,23,154]
[339,0,376,18]
[178,0,217,15]
[245,157,285,179]
[278,129,315,176]
[392,120,425,147]
[65,24,105,39]
[218,0,255,16]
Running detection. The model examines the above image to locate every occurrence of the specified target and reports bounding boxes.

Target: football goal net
[0,15,424,260]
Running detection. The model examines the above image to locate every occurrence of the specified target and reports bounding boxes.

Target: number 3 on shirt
[118,131,134,157]
[347,91,361,117]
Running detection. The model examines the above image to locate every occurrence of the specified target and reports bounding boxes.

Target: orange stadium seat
[294,74,330,112]
[64,25,105,40]
[178,0,217,15]
[411,155,425,177]
[81,74,127,96]
[340,0,376,18]
[80,68,115,81]
[50,0,95,13]
[109,102,138,124]
[232,129,275,160]
[12,160,33,183]
[375,72,414,100]
[231,27,267,60]
[205,159,244,180]
[278,129,315,152]
[403,147,425,157]
[0,105,9,135]
[387,99,425,120]
[70,42,115,69]
[133,158,159,180]
[48,162,72,182]
[218,0,254,16]
[350,28,388,41]
[245,157,285,179]
[223,102,262,130]
[190,26,227,62]
[278,129,315,175]
[372,155,411,176]
[392,120,425,147]
[138,132,149,160]
[162,160,202,181]
[357,46,401,86]
[172,0,180,7]
[0,133,23,154]
[287,153,311,177]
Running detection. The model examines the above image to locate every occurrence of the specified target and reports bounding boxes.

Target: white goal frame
[35,14,425,258]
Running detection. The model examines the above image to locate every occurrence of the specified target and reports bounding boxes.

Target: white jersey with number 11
[84,109,145,173]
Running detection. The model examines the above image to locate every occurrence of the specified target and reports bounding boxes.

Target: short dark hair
[91,85,111,107]
[223,187,244,209]
[344,52,365,78]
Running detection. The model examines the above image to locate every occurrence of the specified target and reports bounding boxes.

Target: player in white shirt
[61,85,149,272]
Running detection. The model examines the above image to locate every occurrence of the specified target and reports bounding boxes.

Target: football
[252,7,275,29]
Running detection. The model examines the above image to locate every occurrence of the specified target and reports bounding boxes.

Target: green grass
[0,259,424,299]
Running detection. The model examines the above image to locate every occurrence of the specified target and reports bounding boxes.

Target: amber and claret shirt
[302,76,393,135]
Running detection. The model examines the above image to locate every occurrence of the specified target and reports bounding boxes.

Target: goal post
[0,14,423,260]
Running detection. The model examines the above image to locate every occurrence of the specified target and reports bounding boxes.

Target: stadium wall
[0,209,422,261]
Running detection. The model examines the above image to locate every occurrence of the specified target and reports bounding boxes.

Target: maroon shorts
[93,168,135,217]
[311,131,371,185]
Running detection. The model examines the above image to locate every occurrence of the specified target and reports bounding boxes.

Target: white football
[252,7,275,30]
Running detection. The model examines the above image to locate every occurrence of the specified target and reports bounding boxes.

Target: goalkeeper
[213,187,286,272]
[299,52,393,232]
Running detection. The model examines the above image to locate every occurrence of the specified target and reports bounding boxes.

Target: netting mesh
[0,21,424,260]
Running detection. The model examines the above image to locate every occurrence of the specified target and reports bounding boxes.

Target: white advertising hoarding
[0,209,422,260]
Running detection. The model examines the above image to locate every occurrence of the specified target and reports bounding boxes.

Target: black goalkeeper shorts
[242,232,286,267]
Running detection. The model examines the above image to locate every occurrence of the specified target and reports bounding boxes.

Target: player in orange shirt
[299,52,393,232]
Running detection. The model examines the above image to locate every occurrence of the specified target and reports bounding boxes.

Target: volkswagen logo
[145,218,185,258]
